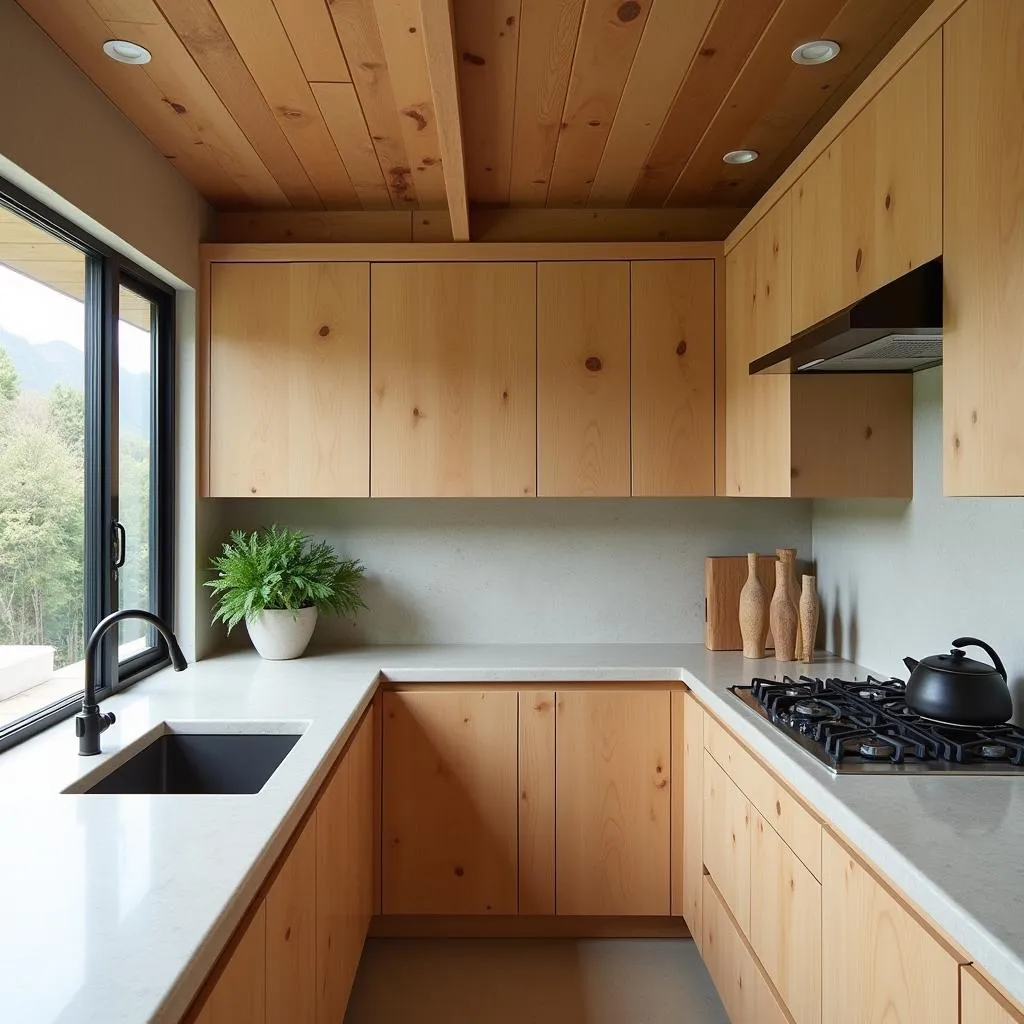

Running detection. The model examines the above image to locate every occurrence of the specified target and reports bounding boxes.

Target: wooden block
[705,555,777,651]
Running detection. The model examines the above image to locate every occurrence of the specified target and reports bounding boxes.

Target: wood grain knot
[462,52,486,65]
[250,486,257,494]
[454,866,465,877]
[864,425,873,440]
[284,927,292,941]
[775,800,781,815]
[412,407,421,418]
[403,108,428,130]
[884,192,892,211]
[855,248,863,272]
[502,390,509,401]
[318,325,330,337]
[954,434,961,451]
[676,339,687,356]
[585,356,602,372]
[588,119,601,127]
[971,410,978,424]
[617,1,641,22]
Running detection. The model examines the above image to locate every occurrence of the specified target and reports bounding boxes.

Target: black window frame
[0,175,176,754]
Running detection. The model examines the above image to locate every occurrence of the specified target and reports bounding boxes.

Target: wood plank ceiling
[15,0,932,228]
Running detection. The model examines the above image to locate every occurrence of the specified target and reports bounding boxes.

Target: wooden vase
[738,553,769,658]
[799,574,819,663]
[777,547,802,658]
[770,560,798,662]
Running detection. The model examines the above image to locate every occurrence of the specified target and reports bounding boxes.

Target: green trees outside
[0,345,150,667]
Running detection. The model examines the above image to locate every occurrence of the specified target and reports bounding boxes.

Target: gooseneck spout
[77,609,187,756]
[903,656,920,675]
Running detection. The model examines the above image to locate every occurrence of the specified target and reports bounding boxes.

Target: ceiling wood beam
[419,0,470,240]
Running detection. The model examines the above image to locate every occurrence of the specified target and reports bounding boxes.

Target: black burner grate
[733,675,1024,772]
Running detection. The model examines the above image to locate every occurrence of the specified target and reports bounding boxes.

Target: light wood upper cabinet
[316,708,375,1024]
[962,966,1024,1024]
[208,262,369,498]
[725,195,913,498]
[725,196,794,497]
[555,690,671,915]
[822,831,962,1024]
[631,261,716,496]
[265,813,317,1024]
[750,808,821,1024]
[791,35,942,335]
[371,262,537,497]
[382,690,519,914]
[537,262,631,496]
[186,903,266,1024]
[943,0,1024,496]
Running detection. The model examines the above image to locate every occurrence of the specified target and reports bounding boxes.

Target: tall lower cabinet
[185,706,375,1024]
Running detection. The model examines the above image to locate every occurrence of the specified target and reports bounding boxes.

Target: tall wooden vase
[777,548,802,657]
[799,574,819,662]
[738,553,769,658]
[770,560,798,662]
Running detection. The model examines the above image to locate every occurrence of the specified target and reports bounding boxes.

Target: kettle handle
[952,637,1008,681]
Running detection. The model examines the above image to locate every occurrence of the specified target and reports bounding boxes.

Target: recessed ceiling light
[103,39,152,65]
[791,40,841,66]
[723,149,759,165]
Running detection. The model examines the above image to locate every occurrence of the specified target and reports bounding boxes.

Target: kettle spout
[903,656,919,675]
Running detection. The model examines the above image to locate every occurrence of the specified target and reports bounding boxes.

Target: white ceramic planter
[246,607,318,660]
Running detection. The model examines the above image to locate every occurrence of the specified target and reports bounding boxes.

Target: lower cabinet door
[822,832,961,1024]
[962,966,1024,1024]
[555,690,671,915]
[265,813,317,1024]
[317,707,375,1023]
[382,690,519,914]
[750,808,821,1024]
[702,877,790,1024]
[187,903,267,1024]
[702,752,751,933]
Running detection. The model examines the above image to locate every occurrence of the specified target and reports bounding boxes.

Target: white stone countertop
[0,644,1022,1023]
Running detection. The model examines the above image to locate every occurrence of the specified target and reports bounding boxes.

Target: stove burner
[793,699,831,719]
[859,739,896,760]
[734,674,1024,774]
[981,743,1008,760]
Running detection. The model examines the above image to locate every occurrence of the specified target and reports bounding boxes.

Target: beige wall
[0,0,209,287]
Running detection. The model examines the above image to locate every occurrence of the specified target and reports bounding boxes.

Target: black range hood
[750,257,943,374]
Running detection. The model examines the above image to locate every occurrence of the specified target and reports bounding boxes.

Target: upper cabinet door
[791,34,942,334]
[944,0,1024,496]
[208,262,369,498]
[631,261,715,497]
[371,263,537,497]
[724,196,794,498]
[537,262,631,497]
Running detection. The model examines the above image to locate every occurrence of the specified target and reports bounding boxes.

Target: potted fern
[205,526,366,660]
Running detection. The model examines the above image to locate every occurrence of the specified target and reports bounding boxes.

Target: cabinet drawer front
[702,751,750,933]
[702,877,790,1024]
[705,716,821,879]
[822,832,961,1024]
[751,809,822,1024]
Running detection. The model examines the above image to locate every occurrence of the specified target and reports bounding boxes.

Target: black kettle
[903,637,1012,726]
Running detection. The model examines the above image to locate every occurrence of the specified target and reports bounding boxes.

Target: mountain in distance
[1,328,150,438]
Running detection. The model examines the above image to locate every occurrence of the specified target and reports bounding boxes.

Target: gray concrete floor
[344,937,728,1024]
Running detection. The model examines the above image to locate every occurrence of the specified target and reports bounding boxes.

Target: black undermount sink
[82,731,302,795]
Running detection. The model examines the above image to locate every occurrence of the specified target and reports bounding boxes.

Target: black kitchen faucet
[76,609,187,756]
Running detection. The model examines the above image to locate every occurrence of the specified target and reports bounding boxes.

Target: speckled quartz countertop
[1,644,1023,1023]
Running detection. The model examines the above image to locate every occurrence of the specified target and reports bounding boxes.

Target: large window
[0,179,174,750]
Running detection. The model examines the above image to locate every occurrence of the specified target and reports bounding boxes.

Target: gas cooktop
[731,675,1024,774]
